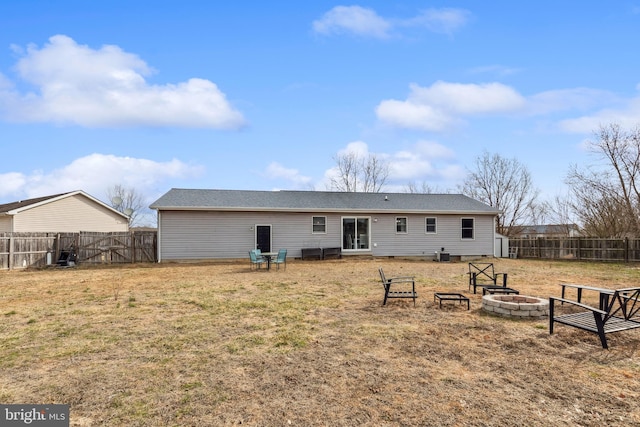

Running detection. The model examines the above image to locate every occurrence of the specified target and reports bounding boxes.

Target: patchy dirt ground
[1,258,640,426]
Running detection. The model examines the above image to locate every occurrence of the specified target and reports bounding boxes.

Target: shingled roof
[0,192,70,214]
[0,191,129,218]
[150,188,501,214]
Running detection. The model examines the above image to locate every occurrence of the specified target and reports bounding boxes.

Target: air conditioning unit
[436,248,450,262]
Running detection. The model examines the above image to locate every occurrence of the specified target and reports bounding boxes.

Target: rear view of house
[150,189,501,262]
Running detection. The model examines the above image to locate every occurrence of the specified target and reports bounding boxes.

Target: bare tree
[404,181,454,194]
[330,151,359,192]
[361,154,390,192]
[329,152,389,192]
[539,193,580,236]
[566,123,640,237]
[404,181,436,194]
[460,151,540,237]
[106,184,147,227]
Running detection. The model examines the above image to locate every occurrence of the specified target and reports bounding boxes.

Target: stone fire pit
[482,294,549,319]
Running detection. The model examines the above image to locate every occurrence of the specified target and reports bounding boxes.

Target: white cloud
[388,141,459,181]
[375,99,457,132]
[321,140,463,189]
[528,88,617,116]
[410,81,526,114]
[313,6,470,38]
[313,6,390,38]
[0,172,27,198]
[265,162,313,187]
[377,81,525,131]
[376,81,630,133]
[1,153,203,203]
[555,93,640,133]
[389,150,434,180]
[403,8,471,35]
[0,35,246,129]
[414,140,455,159]
[337,140,370,157]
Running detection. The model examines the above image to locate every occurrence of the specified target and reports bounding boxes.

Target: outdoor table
[434,292,470,310]
[559,284,615,310]
[261,252,277,270]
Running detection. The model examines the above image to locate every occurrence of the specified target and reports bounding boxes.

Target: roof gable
[0,193,69,214]
[0,191,129,219]
[150,188,500,214]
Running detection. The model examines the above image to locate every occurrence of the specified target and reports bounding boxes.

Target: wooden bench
[467,262,507,294]
[322,247,342,259]
[301,247,322,260]
[550,285,640,349]
[378,268,417,307]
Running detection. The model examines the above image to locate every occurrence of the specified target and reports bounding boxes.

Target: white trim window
[312,216,327,234]
[396,217,408,234]
[342,217,370,251]
[461,218,474,240]
[425,217,437,234]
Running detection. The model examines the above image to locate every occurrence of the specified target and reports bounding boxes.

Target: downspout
[493,214,498,258]
[156,210,162,263]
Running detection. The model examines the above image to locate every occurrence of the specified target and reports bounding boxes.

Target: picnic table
[559,283,615,310]
[550,284,640,348]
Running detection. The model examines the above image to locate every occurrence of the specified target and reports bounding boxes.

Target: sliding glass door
[342,217,370,251]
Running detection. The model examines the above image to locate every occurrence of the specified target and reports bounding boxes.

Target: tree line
[328,123,640,238]
[111,122,639,236]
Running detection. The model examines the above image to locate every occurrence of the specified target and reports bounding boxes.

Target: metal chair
[378,267,417,306]
[273,249,287,270]
[249,250,265,270]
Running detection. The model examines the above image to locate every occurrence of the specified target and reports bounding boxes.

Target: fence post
[8,233,13,270]
[577,238,581,260]
[538,237,542,258]
[625,237,629,263]
[131,231,135,264]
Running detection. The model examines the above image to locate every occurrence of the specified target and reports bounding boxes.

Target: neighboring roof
[0,190,129,218]
[0,193,68,214]
[150,188,501,214]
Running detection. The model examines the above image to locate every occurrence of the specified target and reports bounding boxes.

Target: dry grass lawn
[1,258,640,426]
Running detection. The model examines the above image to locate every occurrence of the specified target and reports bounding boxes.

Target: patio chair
[273,249,287,270]
[249,250,265,270]
[467,262,507,294]
[378,267,417,306]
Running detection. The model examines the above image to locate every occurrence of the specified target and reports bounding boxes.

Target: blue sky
[1,1,639,224]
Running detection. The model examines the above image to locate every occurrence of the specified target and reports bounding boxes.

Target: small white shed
[494,233,509,258]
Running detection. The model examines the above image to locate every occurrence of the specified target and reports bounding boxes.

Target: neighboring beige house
[0,191,129,233]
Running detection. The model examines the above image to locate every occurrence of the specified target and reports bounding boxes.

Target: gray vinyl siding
[159,210,343,260]
[158,210,495,261]
[368,214,494,257]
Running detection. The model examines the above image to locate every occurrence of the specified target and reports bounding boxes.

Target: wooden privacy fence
[0,231,157,270]
[510,237,640,262]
